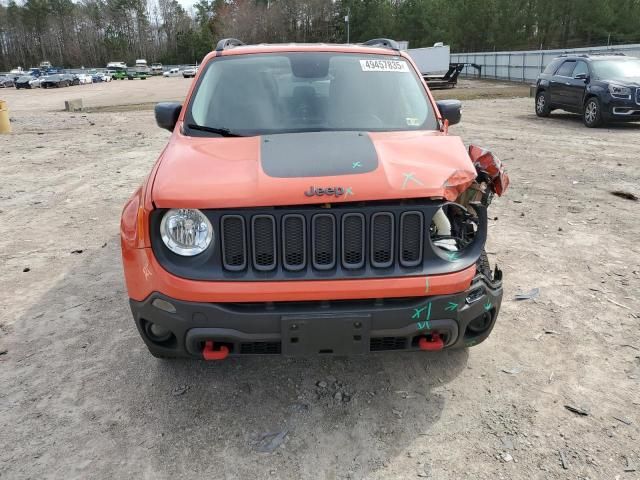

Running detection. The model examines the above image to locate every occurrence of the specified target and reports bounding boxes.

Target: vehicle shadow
[3,239,469,479]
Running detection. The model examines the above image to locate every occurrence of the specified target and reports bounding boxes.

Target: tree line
[1,0,639,71]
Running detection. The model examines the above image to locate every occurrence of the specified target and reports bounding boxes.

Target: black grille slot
[399,211,424,267]
[240,342,282,354]
[342,213,365,269]
[251,215,277,271]
[221,215,247,271]
[370,212,394,268]
[636,87,640,105]
[282,214,306,271]
[312,214,336,270]
[370,336,407,351]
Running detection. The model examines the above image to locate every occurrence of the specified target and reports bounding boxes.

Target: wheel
[535,91,551,117]
[583,97,604,128]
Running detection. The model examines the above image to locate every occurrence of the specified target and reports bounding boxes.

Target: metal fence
[451,43,640,83]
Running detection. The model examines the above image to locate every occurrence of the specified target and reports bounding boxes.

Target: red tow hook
[418,333,444,351]
[202,340,229,361]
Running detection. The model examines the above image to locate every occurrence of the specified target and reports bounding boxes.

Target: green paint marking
[446,251,461,262]
[484,301,492,311]
[345,187,354,197]
[352,161,362,169]
[445,302,458,312]
[466,339,477,347]
[412,306,427,320]
[401,172,425,189]
[413,302,432,328]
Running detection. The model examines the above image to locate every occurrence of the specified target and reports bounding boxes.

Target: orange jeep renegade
[120,38,509,359]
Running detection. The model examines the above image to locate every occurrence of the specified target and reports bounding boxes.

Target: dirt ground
[1,77,639,480]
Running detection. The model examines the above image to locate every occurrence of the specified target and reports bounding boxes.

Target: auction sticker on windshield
[360,59,409,72]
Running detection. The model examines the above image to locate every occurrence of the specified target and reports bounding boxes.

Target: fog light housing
[467,312,492,335]
[144,321,173,342]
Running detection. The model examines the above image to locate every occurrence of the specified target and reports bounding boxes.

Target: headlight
[608,83,632,99]
[160,209,213,256]
[430,204,478,255]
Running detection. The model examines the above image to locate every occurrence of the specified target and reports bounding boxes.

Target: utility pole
[345,8,350,44]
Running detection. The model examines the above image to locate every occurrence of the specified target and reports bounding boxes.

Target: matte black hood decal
[261,131,379,178]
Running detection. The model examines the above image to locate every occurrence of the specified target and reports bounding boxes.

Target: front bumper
[603,95,640,121]
[130,271,503,358]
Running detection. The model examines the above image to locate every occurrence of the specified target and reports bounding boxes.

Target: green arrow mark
[445,302,458,312]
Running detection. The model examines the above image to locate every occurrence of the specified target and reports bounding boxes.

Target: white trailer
[407,43,465,89]
[407,43,451,75]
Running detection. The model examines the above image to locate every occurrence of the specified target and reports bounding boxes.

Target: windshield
[186,52,437,136]
[592,59,640,80]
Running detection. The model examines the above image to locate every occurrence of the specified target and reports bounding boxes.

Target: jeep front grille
[220,206,425,274]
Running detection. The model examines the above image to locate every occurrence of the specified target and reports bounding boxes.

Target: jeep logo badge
[305,186,345,197]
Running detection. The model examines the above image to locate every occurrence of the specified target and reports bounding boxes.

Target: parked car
[75,73,92,85]
[535,53,640,127]
[92,72,112,83]
[163,67,181,77]
[0,75,15,88]
[111,68,128,80]
[151,63,163,75]
[182,66,197,78]
[121,38,509,359]
[41,74,71,88]
[127,69,150,80]
[15,75,42,89]
[135,59,150,75]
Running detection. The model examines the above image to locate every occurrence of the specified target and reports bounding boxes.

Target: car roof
[203,43,404,62]
[554,53,635,62]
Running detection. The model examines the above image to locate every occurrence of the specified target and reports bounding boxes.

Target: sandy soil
[1,77,639,480]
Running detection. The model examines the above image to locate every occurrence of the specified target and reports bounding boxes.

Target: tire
[583,97,604,128]
[535,91,551,117]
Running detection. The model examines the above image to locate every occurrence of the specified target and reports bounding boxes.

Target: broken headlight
[430,203,478,254]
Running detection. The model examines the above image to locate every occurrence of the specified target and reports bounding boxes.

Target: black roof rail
[362,38,400,51]
[216,38,245,51]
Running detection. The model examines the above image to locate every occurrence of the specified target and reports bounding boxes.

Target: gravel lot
[1,77,639,479]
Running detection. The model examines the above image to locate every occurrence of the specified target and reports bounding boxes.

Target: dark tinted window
[573,61,589,77]
[543,58,563,74]
[556,60,576,77]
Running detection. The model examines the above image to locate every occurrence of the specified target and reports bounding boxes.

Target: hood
[151,128,477,209]
[605,77,640,87]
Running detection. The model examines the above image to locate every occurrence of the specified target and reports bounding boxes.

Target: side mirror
[574,72,588,80]
[155,102,182,132]
[436,99,462,126]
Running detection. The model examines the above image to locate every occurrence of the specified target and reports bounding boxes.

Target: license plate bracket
[281,314,371,356]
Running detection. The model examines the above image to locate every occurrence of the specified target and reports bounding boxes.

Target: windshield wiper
[186,123,244,137]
